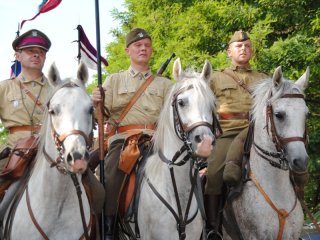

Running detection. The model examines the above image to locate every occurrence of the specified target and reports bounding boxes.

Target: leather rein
[146,84,222,240]
[28,82,94,240]
[250,91,307,240]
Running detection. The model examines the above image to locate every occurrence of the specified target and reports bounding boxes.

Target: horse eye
[274,111,284,120]
[177,99,185,107]
[89,106,94,115]
[48,108,55,115]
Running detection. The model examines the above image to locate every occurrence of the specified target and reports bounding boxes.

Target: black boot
[205,194,223,240]
[104,215,115,240]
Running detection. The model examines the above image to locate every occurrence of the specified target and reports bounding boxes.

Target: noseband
[254,91,308,170]
[44,82,93,174]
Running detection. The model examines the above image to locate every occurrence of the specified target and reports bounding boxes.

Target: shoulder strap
[115,75,155,125]
[222,69,252,94]
[13,78,45,111]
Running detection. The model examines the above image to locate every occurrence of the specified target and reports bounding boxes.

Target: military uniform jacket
[103,66,173,143]
[210,64,268,132]
[0,74,51,151]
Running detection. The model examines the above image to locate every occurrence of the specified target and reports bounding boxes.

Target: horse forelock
[153,68,215,152]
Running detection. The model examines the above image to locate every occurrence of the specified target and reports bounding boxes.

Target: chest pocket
[216,81,238,103]
[114,85,136,110]
[141,86,163,113]
[7,92,26,116]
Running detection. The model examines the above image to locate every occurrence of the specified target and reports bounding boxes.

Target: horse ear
[295,66,309,91]
[77,61,89,86]
[173,58,182,81]
[48,62,62,87]
[272,66,283,89]
[200,60,212,83]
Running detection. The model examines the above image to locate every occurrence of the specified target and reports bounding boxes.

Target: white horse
[224,66,309,240]
[2,62,104,240]
[132,58,220,240]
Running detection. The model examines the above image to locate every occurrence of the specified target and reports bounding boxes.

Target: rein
[145,84,218,240]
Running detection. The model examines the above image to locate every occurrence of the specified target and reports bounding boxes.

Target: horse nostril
[195,135,201,143]
[84,151,89,160]
[67,151,83,163]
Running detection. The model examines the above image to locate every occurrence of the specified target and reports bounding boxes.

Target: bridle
[28,81,94,240]
[147,84,221,240]
[249,90,308,240]
[253,91,308,170]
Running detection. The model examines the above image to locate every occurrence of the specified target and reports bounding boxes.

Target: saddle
[118,133,152,218]
[0,136,38,199]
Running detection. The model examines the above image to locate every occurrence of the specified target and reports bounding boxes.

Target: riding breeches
[205,130,240,195]
[104,139,125,215]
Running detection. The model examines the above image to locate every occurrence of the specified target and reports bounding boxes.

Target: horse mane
[251,77,305,122]
[152,68,216,152]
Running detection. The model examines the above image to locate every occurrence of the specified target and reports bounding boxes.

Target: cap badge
[32,30,38,36]
[138,32,144,38]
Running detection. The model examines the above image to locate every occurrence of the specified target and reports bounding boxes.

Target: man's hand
[92,87,105,108]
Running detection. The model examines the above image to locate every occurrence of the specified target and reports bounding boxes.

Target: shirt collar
[18,74,47,86]
[128,66,152,79]
[230,63,252,72]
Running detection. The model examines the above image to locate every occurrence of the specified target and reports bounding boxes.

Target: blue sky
[0,0,125,82]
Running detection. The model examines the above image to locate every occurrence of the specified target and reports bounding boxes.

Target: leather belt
[9,125,41,134]
[219,112,249,120]
[116,124,156,134]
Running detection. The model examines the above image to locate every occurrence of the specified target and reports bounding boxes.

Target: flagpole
[94,0,105,236]
[77,25,81,65]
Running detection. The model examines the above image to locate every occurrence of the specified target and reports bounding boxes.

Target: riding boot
[104,215,115,240]
[205,194,223,240]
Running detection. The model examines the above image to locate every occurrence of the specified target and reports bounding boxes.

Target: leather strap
[218,112,249,120]
[111,75,155,127]
[116,124,155,133]
[9,125,41,134]
[249,171,297,240]
[14,78,45,111]
[222,69,252,94]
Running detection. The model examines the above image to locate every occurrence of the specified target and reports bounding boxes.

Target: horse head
[155,58,217,158]
[253,66,309,173]
[45,62,93,174]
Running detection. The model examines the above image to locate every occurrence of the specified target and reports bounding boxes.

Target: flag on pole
[10,61,22,78]
[20,0,62,29]
[77,25,108,70]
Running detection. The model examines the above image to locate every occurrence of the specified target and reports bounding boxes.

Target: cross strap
[14,78,45,111]
[222,69,252,94]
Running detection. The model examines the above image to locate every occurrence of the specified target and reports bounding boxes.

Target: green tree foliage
[101,0,320,214]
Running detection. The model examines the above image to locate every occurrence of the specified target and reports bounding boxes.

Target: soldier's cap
[125,28,151,47]
[228,30,250,45]
[12,29,51,51]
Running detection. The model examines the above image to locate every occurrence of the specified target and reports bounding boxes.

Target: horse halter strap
[266,92,308,152]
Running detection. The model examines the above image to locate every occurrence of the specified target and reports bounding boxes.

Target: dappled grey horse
[224,66,309,240]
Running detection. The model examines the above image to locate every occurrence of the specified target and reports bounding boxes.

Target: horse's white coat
[137,58,216,240]
[7,62,94,240]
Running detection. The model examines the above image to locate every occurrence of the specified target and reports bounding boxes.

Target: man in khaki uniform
[0,29,51,177]
[92,28,172,240]
[204,30,268,239]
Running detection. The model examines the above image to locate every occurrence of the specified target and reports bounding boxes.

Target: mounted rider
[91,28,172,240]
[204,30,269,239]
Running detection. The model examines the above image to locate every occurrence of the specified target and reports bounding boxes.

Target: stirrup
[207,229,223,240]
